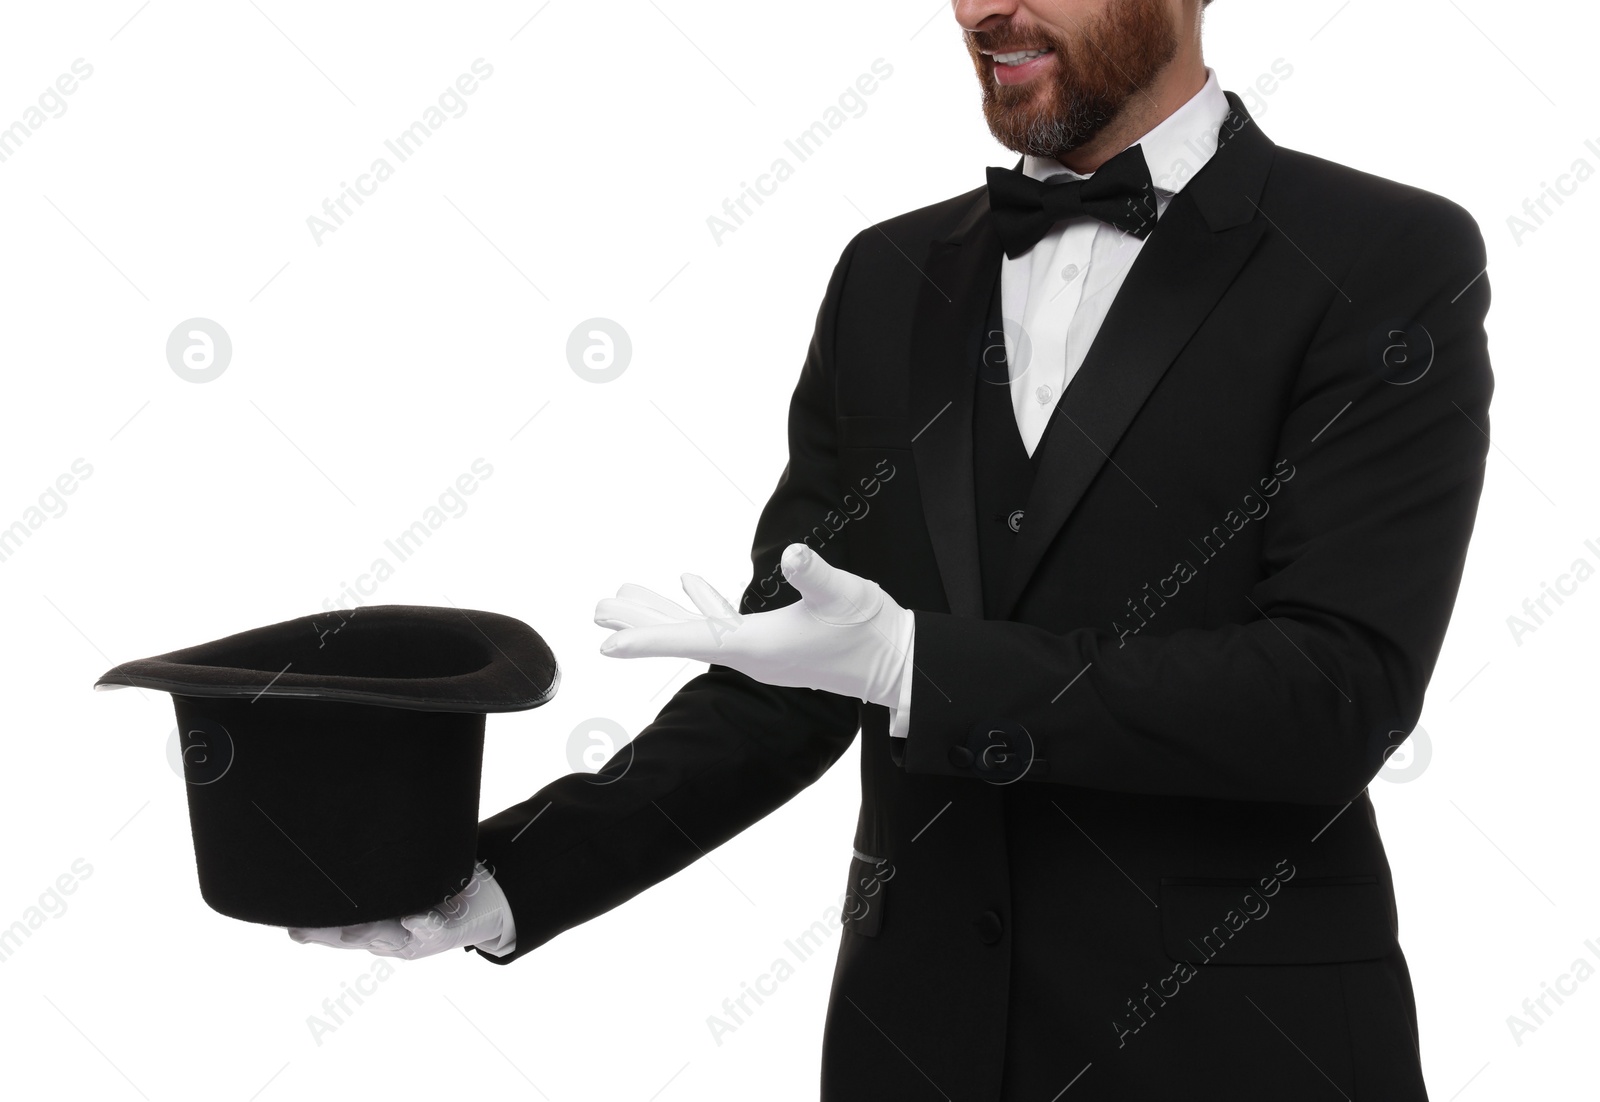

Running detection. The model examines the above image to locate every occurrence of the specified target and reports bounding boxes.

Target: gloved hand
[287,860,517,960]
[595,542,913,707]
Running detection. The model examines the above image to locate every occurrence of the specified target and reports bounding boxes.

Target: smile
[985,46,1056,86]
[990,47,1055,66]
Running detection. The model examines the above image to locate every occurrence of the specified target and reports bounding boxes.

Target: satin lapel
[905,192,1002,620]
[998,93,1276,619]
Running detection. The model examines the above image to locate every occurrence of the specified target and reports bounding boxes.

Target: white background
[1,1,1596,1099]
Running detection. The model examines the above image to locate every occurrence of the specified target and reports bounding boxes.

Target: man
[296,1,1492,1097]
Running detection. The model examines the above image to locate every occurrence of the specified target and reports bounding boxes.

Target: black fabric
[94,604,557,711]
[986,141,1159,258]
[95,604,558,927]
[468,91,1487,1102]
[972,272,1055,621]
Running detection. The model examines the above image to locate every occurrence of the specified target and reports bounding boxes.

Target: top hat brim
[93,604,558,713]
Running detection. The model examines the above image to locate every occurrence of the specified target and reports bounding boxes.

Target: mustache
[968,27,1064,55]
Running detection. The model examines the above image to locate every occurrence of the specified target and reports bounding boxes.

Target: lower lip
[992,50,1055,87]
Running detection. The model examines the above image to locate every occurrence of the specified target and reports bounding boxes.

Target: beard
[966,0,1181,159]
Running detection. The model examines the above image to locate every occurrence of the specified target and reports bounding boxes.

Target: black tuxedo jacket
[474,92,1492,1101]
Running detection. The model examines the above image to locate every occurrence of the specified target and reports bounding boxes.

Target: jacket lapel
[906,194,999,619]
[906,91,1276,622]
[997,91,1276,618]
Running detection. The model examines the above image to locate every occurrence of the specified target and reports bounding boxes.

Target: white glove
[595,542,913,707]
[287,860,517,960]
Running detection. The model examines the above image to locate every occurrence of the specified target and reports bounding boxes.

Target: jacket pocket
[1159,875,1396,965]
[841,848,893,938]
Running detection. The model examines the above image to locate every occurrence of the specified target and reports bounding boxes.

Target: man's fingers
[287,926,340,947]
[614,583,699,618]
[780,543,881,624]
[599,621,724,661]
[594,597,690,630]
[288,920,410,952]
[594,581,705,630]
[680,573,743,624]
[597,577,741,629]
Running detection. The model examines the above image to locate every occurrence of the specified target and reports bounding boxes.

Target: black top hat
[95,604,557,929]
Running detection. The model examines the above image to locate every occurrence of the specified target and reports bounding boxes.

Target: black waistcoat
[972,275,1059,620]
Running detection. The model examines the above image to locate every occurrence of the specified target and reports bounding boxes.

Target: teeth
[994,48,1051,66]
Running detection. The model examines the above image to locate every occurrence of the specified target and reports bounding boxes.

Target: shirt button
[1061,263,1080,282]
[975,910,1004,945]
[1035,384,1052,405]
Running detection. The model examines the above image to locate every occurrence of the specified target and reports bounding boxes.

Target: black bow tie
[986,143,1160,259]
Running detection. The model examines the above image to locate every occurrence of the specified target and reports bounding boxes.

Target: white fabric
[596,543,914,709]
[1004,68,1231,456]
[889,69,1232,736]
[287,860,517,959]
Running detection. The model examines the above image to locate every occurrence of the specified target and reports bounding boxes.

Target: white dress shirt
[888,69,1232,738]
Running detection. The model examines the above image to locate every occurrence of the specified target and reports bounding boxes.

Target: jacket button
[948,745,974,769]
[975,910,1003,945]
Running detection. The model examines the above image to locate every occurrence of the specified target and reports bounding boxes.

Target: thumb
[780,544,881,624]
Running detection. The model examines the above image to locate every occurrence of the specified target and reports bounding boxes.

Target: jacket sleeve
[470,234,866,964]
[899,195,1494,806]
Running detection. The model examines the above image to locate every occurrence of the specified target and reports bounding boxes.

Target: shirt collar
[1021,67,1230,195]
